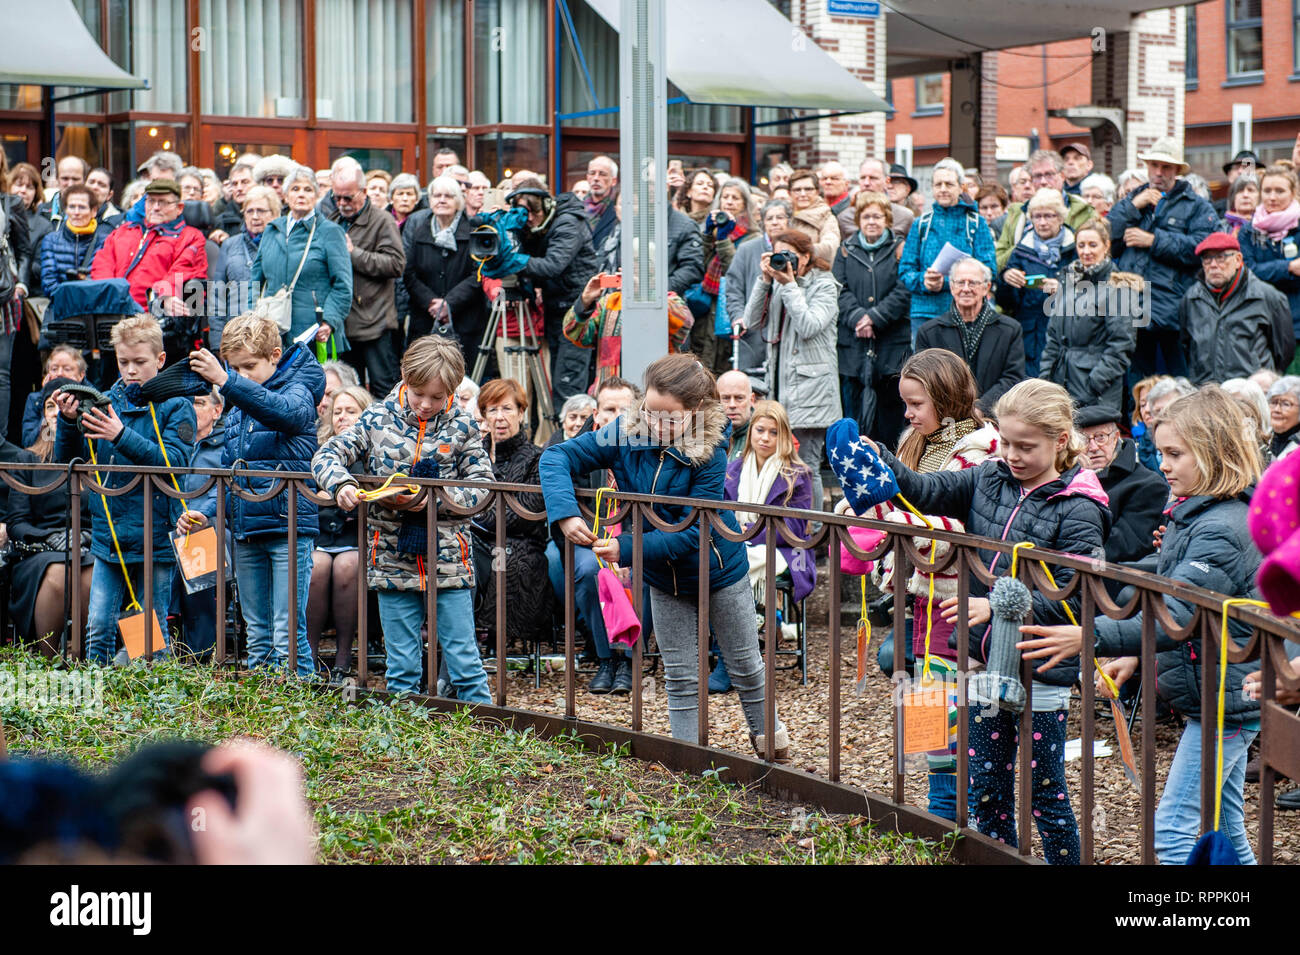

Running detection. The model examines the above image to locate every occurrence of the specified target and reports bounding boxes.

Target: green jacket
[994,192,1096,271]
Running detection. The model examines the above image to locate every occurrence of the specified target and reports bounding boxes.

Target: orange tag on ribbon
[902,685,949,755]
[118,610,166,660]
[171,527,227,594]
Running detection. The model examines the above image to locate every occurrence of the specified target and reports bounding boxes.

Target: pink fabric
[840,526,886,575]
[1251,200,1300,241]
[597,566,641,650]
[1249,452,1300,616]
[1048,466,1110,508]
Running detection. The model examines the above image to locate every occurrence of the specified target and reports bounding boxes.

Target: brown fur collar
[623,398,729,467]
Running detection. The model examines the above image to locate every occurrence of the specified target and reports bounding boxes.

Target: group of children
[40,305,1271,863]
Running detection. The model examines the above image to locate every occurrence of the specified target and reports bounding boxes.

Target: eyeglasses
[1085,428,1119,446]
[640,408,692,427]
[244,207,271,217]
[950,279,987,289]
[1269,397,1299,410]
[263,175,285,185]
[1030,170,1060,183]
[1201,251,1239,264]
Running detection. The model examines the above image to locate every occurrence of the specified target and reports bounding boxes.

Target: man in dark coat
[1108,137,1218,378]
[914,256,1025,415]
[1179,231,1294,386]
[1076,405,1168,563]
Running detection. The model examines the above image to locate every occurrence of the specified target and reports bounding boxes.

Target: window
[473,132,549,186]
[914,74,944,116]
[200,0,304,117]
[315,0,414,122]
[1225,0,1263,79]
[1294,0,1300,75]
[1185,5,1198,87]
[474,0,546,125]
[131,0,189,113]
[426,0,465,125]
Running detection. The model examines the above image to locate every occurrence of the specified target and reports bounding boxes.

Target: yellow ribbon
[1215,598,1271,829]
[355,471,420,502]
[87,439,142,613]
[591,487,617,568]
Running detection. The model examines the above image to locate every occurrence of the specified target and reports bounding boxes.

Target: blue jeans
[235,535,315,678]
[85,557,176,664]
[377,587,490,702]
[546,539,610,658]
[1156,720,1258,865]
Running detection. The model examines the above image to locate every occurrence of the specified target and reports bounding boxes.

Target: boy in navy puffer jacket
[53,315,196,664]
[179,313,325,678]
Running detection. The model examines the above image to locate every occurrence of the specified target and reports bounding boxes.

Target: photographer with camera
[38,184,112,300]
[504,178,599,404]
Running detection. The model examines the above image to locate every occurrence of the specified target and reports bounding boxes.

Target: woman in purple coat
[724,399,817,604]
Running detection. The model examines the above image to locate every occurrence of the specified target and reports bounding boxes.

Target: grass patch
[0,648,956,864]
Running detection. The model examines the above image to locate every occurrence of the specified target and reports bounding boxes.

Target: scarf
[248,229,264,247]
[955,302,996,365]
[68,218,98,236]
[1271,422,1300,459]
[918,418,977,473]
[433,211,461,252]
[583,187,615,221]
[856,230,889,253]
[700,222,747,296]
[1031,227,1067,269]
[1222,211,1250,236]
[735,452,782,530]
[1251,200,1300,241]
[1206,266,1245,306]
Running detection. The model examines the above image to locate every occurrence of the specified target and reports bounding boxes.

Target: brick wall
[786,0,888,174]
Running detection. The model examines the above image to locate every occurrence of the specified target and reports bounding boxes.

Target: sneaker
[750,722,791,762]
[611,656,633,694]
[589,658,616,694]
[112,648,132,667]
[1278,787,1300,812]
[1245,758,1260,784]
[708,655,733,694]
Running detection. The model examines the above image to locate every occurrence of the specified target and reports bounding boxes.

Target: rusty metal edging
[353,687,1037,866]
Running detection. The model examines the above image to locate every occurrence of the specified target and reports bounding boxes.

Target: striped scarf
[955,302,997,365]
[700,223,746,296]
[918,418,977,473]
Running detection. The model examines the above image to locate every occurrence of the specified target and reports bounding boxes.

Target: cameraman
[507,178,599,403]
[39,184,112,298]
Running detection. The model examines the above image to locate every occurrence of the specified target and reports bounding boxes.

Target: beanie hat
[1248,451,1300,617]
[826,417,899,514]
[125,358,215,406]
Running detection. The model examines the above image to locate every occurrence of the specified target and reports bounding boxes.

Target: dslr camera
[769,250,798,272]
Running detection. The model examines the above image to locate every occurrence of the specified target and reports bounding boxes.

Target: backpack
[916,204,982,255]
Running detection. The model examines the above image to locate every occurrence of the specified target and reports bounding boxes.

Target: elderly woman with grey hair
[996,187,1077,376]
[402,174,486,350]
[1268,375,1300,460]
[251,164,352,347]
[1079,173,1117,217]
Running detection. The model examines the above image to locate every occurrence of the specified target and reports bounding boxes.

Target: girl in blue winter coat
[539,353,788,757]
[178,313,326,678]
[862,378,1110,864]
[1018,385,1263,864]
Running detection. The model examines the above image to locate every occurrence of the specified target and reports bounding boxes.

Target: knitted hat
[125,359,216,406]
[395,457,439,555]
[1248,451,1300,617]
[826,417,899,515]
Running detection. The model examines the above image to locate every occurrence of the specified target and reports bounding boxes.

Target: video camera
[468,185,553,279]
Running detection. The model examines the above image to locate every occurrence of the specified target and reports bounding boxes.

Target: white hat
[1136,137,1190,177]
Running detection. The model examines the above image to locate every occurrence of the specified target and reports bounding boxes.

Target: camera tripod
[472,275,557,438]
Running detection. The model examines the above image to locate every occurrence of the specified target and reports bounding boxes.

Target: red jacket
[90,217,207,308]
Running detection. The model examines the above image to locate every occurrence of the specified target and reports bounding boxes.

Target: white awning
[0,0,146,90]
[584,0,891,113]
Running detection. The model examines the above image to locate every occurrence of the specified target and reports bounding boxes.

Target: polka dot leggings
[967,707,1080,865]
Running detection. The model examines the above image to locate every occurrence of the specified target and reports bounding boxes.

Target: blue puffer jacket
[877,449,1111,688]
[1095,492,1260,723]
[1240,222,1300,340]
[54,383,196,563]
[1108,179,1218,331]
[201,343,325,540]
[539,399,746,598]
[897,196,998,324]
[39,219,113,298]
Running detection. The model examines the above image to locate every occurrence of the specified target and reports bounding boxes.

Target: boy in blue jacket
[53,315,196,664]
[179,313,325,678]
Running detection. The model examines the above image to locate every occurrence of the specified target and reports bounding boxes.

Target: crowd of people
[4,133,1300,864]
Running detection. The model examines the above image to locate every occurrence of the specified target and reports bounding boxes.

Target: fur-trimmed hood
[621,397,730,467]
